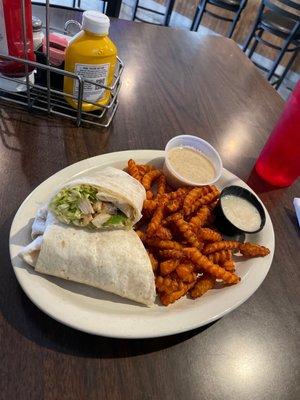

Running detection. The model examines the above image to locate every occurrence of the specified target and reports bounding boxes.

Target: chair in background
[132,0,176,26]
[190,0,247,38]
[72,1,105,12]
[243,0,300,89]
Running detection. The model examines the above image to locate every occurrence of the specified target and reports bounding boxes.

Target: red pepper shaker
[255,81,300,187]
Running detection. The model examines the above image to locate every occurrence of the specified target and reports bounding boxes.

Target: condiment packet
[293,198,300,227]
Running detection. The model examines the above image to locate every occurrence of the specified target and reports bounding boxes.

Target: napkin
[293,198,300,227]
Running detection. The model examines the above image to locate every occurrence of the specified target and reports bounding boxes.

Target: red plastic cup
[255,80,300,187]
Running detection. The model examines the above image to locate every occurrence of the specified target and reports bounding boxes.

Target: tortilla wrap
[20,211,156,306]
[49,167,146,229]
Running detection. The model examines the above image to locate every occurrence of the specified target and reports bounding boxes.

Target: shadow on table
[246,167,283,194]
[1,211,218,359]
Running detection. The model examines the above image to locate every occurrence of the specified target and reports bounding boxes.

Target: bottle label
[73,63,110,102]
[0,0,9,55]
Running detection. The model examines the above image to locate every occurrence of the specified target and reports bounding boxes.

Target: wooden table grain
[0,20,299,400]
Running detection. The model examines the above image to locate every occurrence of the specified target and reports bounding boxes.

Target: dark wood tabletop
[0,19,299,400]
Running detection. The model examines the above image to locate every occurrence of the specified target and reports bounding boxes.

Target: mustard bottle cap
[82,11,110,35]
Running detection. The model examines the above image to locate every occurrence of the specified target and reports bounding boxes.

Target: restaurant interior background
[35,0,300,100]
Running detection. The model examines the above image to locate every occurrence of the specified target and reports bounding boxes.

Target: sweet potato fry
[239,242,270,257]
[160,288,186,305]
[146,239,183,250]
[165,197,184,213]
[221,260,235,271]
[189,206,211,232]
[143,199,158,216]
[157,174,167,195]
[159,249,185,259]
[142,169,161,190]
[183,247,240,284]
[207,250,231,264]
[155,276,179,294]
[198,228,222,242]
[160,259,180,275]
[147,206,164,236]
[127,159,141,182]
[183,187,209,215]
[190,274,215,299]
[146,190,154,200]
[138,164,156,175]
[155,226,173,240]
[148,252,158,272]
[171,214,201,248]
[190,186,220,215]
[176,263,197,283]
[159,281,192,306]
[202,240,241,255]
[162,212,183,226]
[136,230,146,242]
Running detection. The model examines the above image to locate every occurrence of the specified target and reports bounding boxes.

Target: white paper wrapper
[293,198,300,227]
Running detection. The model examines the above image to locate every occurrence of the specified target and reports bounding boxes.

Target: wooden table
[0,19,299,400]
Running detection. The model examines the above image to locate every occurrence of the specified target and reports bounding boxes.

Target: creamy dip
[167,146,216,184]
[221,195,261,232]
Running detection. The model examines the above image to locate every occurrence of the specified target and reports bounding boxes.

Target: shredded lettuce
[50,185,98,224]
[50,184,129,228]
[103,213,129,227]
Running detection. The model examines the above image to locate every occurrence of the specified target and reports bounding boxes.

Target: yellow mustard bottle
[64,11,117,111]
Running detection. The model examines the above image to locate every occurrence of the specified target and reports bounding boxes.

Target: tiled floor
[35,0,298,100]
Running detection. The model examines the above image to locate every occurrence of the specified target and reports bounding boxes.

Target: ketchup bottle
[255,81,300,187]
[0,0,35,77]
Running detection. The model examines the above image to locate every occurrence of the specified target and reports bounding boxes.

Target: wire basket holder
[0,0,124,128]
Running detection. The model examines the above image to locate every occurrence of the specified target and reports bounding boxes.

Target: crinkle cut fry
[135,230,146,242]
[171,213,201,248]
[143,199,158,217]
[240,242,270,257]
[183,247,240,284]
[148,252,158,272]
[138,164,156,176]
[147,206,164,236]
[176,263,197,283]
[159,281,194,306]
[160,259,180,275]
[198,228,222,242]
[146,238,183,250]
[159,249,185,259]
[155,275,179,294]
[154,226,172,240]
[127,159,141,182]
[146,190,154,200]
[142,169,161,190]
[207,250,231,264]
[190,186,220,215]
[190,273,215,299]
[203,240,241,255]
[221,260,235,271]
[189,206,211,232]
[157,174,167,195]
[165,197,184,213]
[183,187,210,215]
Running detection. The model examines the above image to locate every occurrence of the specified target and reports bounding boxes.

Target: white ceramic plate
[9,150,274,339]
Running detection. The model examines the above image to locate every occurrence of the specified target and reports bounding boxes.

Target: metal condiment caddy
[0,1,124,128]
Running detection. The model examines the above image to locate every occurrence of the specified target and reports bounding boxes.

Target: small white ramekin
[163,135,223,188]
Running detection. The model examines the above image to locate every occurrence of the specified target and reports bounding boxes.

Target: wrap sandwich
[49,167,146,230]
[20,209,156,306]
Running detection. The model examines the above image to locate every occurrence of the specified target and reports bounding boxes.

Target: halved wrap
[49,167,146,230]
[20,210,156,306]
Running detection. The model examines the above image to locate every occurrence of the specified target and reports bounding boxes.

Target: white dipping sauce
[222,195,261,232]
[168,146,216,184]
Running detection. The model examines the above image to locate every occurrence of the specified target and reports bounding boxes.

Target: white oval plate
[9,150,274,339]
